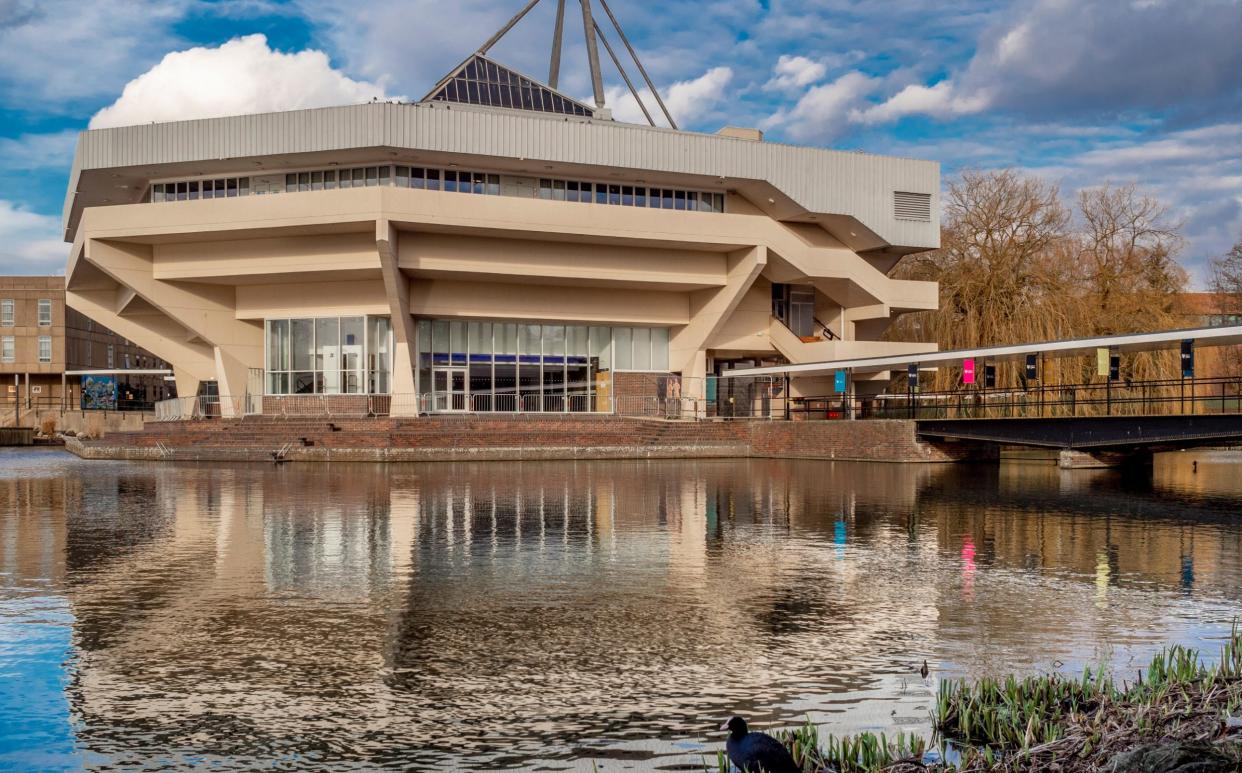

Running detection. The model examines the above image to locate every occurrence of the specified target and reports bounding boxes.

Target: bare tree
[891,169,1078,388]
[1208,237,1242,375]
[1210,237,1242,314]
[890,172,1189,390]
[1076,183,1186,336]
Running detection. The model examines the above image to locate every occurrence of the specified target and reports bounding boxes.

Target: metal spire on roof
[466,0,673,127]
[548,0,566,87]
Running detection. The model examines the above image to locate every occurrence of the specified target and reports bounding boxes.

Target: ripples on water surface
[2,450,1242,770]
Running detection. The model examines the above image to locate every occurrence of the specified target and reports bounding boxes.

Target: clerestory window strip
[537,178,725,213]
[148,166,723,212]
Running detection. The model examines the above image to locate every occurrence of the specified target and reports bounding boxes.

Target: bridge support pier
[1057,449,1153,470]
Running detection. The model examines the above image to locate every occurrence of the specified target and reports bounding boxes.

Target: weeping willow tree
[888,171,1188,393]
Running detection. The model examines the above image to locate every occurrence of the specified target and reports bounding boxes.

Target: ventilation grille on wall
[894,191,932,222]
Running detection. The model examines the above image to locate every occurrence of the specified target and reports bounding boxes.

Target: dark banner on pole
[1025,354,1038,382]
[1181,339,1194,378]
[1109,354,1120,381]
[984,364,996,388]
[907,363,918,389]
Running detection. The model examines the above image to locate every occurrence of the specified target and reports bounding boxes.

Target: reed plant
[707,626,1242,772]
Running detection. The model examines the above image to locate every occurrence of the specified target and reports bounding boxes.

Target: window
[37,299,51,326]
[1,336,12,363]
[156,177,249,202]
[38,336,51,363]
[415,319,670,412]
[265,316,391,395]
[537,177,723,213]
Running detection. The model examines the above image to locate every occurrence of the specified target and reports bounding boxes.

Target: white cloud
[853,80,990,124]
[1024,122,1242,287]
[762,71,879,143]
[0,201,67,274]
[90,34,393,129]
[855,0,1242,125]
[766,55,827,91]
[0,0,189,107]
[0,131,78,171]
[605,67,733,128]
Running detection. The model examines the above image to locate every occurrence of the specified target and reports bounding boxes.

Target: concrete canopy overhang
[64,102,940,255]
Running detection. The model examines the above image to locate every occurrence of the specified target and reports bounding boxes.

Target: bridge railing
[858,376,1242,421]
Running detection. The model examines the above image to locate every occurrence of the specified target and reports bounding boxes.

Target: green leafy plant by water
[708,626,1242,772]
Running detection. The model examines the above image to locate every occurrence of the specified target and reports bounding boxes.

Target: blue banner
[834,370,847,393]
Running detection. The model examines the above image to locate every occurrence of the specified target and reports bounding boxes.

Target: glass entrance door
[433,367,468,412]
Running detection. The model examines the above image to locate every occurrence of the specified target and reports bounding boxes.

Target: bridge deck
[916,413,1242,450]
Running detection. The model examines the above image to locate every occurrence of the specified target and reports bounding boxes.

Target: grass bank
[714,628,1242,772]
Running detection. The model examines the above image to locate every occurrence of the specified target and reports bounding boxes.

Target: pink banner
[963,358,976,384]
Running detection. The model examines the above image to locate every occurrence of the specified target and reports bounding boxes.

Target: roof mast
[427,0,672,127]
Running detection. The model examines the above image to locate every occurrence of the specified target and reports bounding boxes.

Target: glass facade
[265,316,391,395]
[417,319,669,412]
[427,54,593,116]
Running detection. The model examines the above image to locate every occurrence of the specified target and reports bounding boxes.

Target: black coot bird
[721,716,799,773]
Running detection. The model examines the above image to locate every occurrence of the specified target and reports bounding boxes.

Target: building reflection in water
[2,451,1242,769]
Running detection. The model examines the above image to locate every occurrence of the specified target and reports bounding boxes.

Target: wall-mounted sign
[963,358,975,385]
[834,369,847,393]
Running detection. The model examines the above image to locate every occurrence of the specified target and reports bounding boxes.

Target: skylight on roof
[426,54,593,117]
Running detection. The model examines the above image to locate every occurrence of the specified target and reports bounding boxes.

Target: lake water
[2,449,1241,771]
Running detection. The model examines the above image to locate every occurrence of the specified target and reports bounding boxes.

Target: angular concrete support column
[69,288,217,382]
[85,239,263,401]
[173,367,202,402]
[670,245,766,399]
[378,221,419,417]
[214,347,251,418]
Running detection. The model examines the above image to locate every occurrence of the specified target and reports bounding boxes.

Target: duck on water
[721,716,798,773]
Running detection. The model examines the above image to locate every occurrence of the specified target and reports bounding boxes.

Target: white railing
[153,395,230,421]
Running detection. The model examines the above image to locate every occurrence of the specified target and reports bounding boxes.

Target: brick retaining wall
[748,420,986,463]
[68,414,987,464]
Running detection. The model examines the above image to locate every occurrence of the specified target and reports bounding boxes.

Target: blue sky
[1,0,1240,285]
